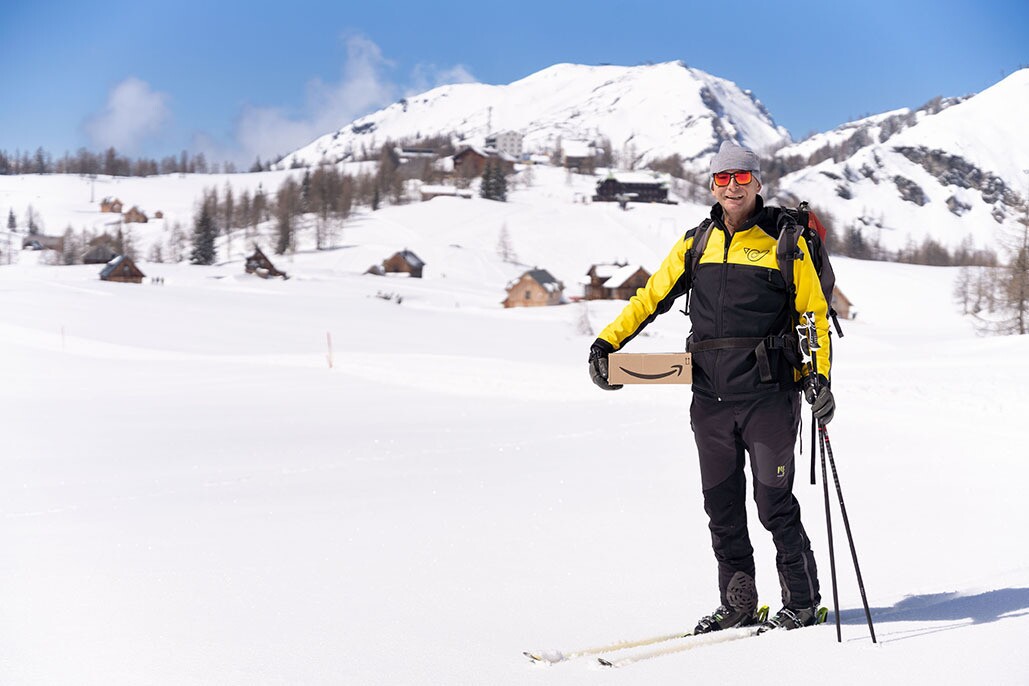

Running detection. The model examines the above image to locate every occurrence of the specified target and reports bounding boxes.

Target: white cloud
[84,77,171,152]
[406,63,478,96]
[229,35,479,166]
[234,34,397,166]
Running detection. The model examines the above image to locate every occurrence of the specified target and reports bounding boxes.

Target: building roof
[602,264,648,289]
[561,140,592,158]
[395,249,425,268]
[602,170,672,186]
[524,268,562,293]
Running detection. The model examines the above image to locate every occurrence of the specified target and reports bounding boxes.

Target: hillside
[281,61,790,170]
[776,69,1029,253]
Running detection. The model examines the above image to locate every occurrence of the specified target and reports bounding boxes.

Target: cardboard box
[608,352,692,385]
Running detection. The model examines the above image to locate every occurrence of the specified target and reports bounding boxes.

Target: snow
[2,164,1029,685]
[283,61,790,170]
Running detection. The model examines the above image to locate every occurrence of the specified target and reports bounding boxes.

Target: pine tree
[190,202,217,265]
[479,164,494,200]
[7,208,15,230]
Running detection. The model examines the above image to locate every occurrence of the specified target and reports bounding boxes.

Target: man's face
[711,169,761,217]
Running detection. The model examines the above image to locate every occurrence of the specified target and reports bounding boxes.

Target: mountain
[280,61,790,170]
[775,69,1029,253]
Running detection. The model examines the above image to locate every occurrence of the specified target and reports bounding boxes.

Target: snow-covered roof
[561,140,592,158]
[603,170,672,186]
[602,264,647,289]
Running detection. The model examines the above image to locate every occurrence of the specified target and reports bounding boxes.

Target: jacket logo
[776,465,786,478]
[617,365,685,380]
[743,247,769,262]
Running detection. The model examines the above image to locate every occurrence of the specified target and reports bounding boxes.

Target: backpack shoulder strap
[682,218,714,316]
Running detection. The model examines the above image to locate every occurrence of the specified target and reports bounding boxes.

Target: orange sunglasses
[712,170,754,187]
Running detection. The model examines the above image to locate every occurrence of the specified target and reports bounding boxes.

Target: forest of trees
[0,146,268,177]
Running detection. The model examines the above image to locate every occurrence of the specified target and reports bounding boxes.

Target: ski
[523,630,688,664]
[597,626,761,667]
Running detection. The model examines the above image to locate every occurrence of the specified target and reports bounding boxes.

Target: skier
[588,141,835,634]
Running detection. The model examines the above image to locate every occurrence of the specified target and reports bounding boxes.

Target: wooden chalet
[584,263,651,301]
[381,249,425,278]
[83,244,118,264]
[100,197,124,213]
[593,171,673,204]
[99,255,145,284]
[244,245,288,279]
[503,268,564,308]
[452,146,516,178]
[832,286,854,320]
[561,140,594,170]
[22,235,64,252]
[419,185,474,202]
[123,206,148,223]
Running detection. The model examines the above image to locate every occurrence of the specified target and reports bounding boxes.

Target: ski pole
[798,311,841,640]
[819,424,877,644]
[817,418,842,642]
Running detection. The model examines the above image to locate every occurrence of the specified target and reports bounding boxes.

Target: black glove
[588,342,623,391]
[803,374,835,425]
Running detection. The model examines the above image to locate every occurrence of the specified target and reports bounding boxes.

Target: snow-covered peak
[280,61,790,170]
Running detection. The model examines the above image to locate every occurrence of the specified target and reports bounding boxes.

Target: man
[588,140,835,634]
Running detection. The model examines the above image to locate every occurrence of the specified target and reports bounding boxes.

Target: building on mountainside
[100,197,124,213]
[244,245,288,279]
[832,286,854,320]
[82,243,119,264]
[371,249,425,278]
[122,206,148,223]
[22,235,64,252]
[503,268,565,308]
[583,263,651,301]
[560,140,595,171]
[452,146,516,178]
[593,171,674,204]
[419,185,474,202]
[99,255,145,284]
[485,131,524,159]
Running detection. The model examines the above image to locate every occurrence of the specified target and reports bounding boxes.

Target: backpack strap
[682,218,714,316]
[687,334,799,383]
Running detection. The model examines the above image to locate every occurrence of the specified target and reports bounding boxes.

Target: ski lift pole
[798,311,841,642]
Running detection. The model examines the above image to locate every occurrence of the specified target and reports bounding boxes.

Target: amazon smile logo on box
[607,353,692,385]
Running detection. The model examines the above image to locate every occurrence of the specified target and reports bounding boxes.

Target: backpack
[684,202,844,338]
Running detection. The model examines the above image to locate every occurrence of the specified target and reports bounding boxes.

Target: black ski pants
[690,391,820,610]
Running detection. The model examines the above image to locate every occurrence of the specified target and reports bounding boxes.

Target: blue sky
[1,0,1025,166]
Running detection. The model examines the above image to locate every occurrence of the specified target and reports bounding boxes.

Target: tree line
[0,146,272,177]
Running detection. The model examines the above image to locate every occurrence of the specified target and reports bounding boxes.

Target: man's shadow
[833,588,1029,643]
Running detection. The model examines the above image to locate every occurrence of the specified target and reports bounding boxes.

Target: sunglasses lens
[735,171,752,185]
[713,173,731,186]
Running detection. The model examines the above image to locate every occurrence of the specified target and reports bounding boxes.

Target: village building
[593,170,674,204]
[22,235,64,252]
[560,140,595,170]
[99,255,145,284]
[832,286,854,320]
[100,197,124,213]
[122,206,148,223]
[244,245,288,279]
[452,146,516,178]
[583,263,652,300]
[419,185,474,202]
[485,130,524,159]
[373,249,425,278]
[82,244,119,264]
[503,268,564,308]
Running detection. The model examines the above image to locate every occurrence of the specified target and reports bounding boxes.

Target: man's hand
[803,374,834,424]
[588,343,623,391]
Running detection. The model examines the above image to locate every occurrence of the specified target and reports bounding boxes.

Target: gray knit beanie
[709,140,761,178]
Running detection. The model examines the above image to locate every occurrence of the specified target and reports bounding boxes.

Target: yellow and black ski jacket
[596,199,832,401]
